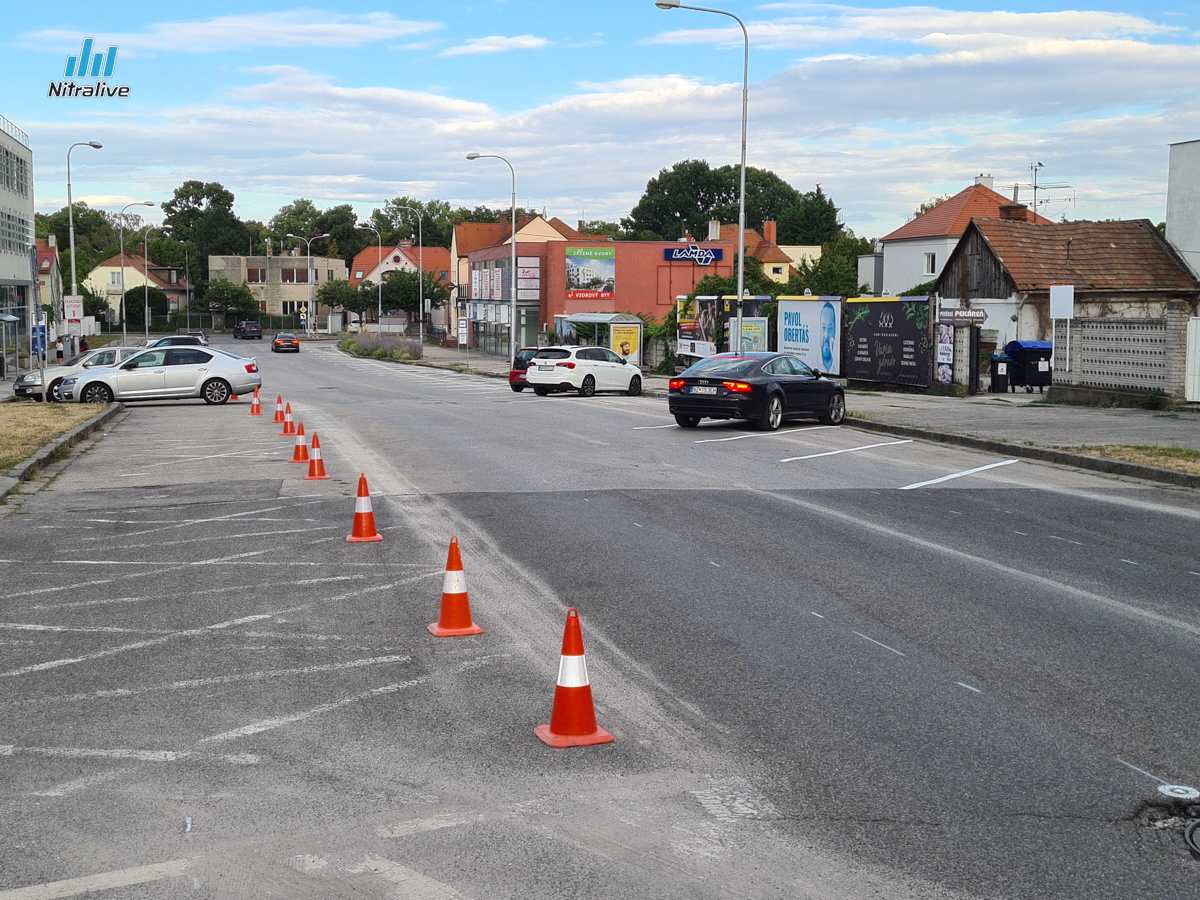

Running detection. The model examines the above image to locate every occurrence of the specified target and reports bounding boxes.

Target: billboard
[663,245,724,265]
[844,297,932,386]
[676,295,718,358]
[777,297,842,374]
[565,247,615,300]
[611,323,643,367]
[732,317,768,352]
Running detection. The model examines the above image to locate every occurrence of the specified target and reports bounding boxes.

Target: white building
[1166,139,1200,278]
[0,114,34,335]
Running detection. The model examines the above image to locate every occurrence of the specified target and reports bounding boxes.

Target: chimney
[137,243,146,258]
[974,174,994,190]
[763,220,777,245]
[999,203,1032,222]
[708,219,721,241]
[578,220,585,233]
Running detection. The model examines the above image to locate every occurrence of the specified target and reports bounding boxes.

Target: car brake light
[245,363,259,373]
[669,379,685,390]
[556,361,576,369]
[723,381,752,393]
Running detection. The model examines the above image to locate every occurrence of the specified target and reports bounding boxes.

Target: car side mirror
[811,369,822,378]
[618,357,626,364]
[121,361,137,370]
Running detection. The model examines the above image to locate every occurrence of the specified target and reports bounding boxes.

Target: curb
[1,403,123,501]
[844,415,1200,489]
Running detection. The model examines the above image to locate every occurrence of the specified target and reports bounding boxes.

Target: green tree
[579,220,624,240]
[162,181,252,277]
[122,286,170,326]
[35,203,124,285]
[315,204,370,267]
[912,195,950,220]
[820,228,874,278]
[269,199,321,250]
[317,279,372,323]
[379,269,451,314]
[198,277,257,318]
[777,186,841,245]
[786,256,862,298]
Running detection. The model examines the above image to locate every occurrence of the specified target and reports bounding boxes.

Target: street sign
[64,295,84,319]
[938,308,988,326]
[1049,285,1074,319]
[457,316,468,345]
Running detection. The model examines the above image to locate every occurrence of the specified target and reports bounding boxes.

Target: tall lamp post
[466,153,518,366]
[117,200,154,346]
[66,140,103,298]
[361,223,382,326]
[286,233,330,335]
[141,222,165,341]
[393,205,424,348]
[654,0,748,350]
[160,226,192,332]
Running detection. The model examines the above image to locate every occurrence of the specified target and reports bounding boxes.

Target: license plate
[691,385,717,395]
[538,365,554,371]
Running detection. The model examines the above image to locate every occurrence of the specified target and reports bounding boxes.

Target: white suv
[524,346,642,397]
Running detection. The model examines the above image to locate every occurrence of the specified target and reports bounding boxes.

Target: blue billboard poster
[777,297,842,374]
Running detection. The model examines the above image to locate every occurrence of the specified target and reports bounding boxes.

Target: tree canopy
[162,181,252,278]
[197,277,257,318]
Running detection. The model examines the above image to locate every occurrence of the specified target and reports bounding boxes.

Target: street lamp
[117,200,154,347]
[392,206,424,348]
[160,226,192,333]
[361,222,382,326]
[466,152,518,367]
[141,222,165,342]
[286,233,330,335]
[654,0,749,350]
[66,140,102,299]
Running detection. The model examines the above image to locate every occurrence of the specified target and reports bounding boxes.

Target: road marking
[12,746,258,764]
[1049,536,1083,545]
[377,814,476,838]
[852,631,906,656]
[709,561,721,567]
[0,858,193,899]
[956,682,982,693]
[1013,531,1027,536]
[695,427,830,444]
[780,438,912,462]
[1117,758,1170,785]
[1121,559,1139,565]
[32,769,130,797]
[1190,571,1200,576]
[350,856,465,899]
[632,424,678,430]
[810,612,824,618]
[899,459,1019,490]
[0,623,172,635]
[117,473,149,477]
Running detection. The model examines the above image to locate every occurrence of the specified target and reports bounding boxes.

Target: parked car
[146,335,206,347]
[271,333,300,353]
[524,346,643,397]
[60,346,261,405]
[508,347,540,392]
[13,346,140,402]
[186,332,210,345]
[668,352,845,430]
[234,322,263,339]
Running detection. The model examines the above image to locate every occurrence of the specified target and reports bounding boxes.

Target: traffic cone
[272,395,285,423]
[535,608,613,748]
[290,422,309,463]
[281,403,296,436]
[230,392,240,402]
[346,474,383,543]
[249,387,262,416]
[305,432,328,480]
[427,537,483,637]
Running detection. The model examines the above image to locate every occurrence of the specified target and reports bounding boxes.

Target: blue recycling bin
[1004,340,1053,393]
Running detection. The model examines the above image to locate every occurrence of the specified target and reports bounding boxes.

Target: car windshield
[516,349,539,363]
[534,349,570,359]
[684,356,759,376]
[64,353,89,366]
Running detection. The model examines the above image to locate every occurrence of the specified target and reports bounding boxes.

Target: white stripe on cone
[442,568,466,595]
[557,654,589,688]
[355,496,372,514]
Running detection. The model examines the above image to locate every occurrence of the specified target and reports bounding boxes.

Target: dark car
[147,335,206,347]
[272,332,300,353]
[668,352,845,430]
[508,347,540,392]
[234,322,263,339]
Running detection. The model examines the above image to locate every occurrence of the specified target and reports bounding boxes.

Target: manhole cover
[1158,784,1200,800]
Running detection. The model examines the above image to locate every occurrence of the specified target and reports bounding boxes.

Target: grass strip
[1069,444,1200,476]
[0,403,102,471]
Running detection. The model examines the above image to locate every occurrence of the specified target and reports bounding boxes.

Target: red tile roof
[454,222,512,256]
[351,245,455,287]
[719,224,795,265]
[93,250,189,292]
[882,184,1052,242]
[969,218,1199,293]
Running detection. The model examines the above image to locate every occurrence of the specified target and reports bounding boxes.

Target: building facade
[208,253,347,317]
[0,114,34,368]
[85,245,191,312]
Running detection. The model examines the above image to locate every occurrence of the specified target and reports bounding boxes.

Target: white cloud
[439,35,550,57]
[25,11,440,53]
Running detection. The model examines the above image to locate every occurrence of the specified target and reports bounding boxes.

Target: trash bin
[990,354,1010,393]
[1004,340,1053,393]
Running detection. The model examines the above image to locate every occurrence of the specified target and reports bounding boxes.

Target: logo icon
[663,244,723,266]
[65,39,118,78]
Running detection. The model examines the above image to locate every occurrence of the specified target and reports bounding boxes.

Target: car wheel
[81,382,113,404]
[533,387,550,396]
[819,391,846,426]
[202,378,232,405]
[510,384,525,392]
[674,414,700,428]
[758,393,783,431]
[48,379,63,402]
[579,375,596,398]
[626,375,642,397]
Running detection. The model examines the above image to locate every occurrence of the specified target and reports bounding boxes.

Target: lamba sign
[48,39,130,98]
[663,245,724,266]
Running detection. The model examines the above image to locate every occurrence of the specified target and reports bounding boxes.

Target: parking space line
[695,427,832,444]
[852,631,906,656]
[0,857,193,898]
[780,439,913,462]
[899,459,1019,490]
[632,424,678,430]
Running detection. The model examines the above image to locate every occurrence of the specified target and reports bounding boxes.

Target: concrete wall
[882,236,958,296]
[1167,140,1200,278]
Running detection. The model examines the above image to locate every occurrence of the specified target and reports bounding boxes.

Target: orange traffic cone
[280,403,296,436]
[249,387,262,416]
[272,395,285,423]
[305,432,328,480]
[346,474,383,543]
[427,537,483,637]
[535,608,613,748]
[231,392,240,402]
[290,422,309,463]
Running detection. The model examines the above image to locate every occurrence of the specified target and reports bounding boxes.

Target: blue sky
[3,1,1198,238]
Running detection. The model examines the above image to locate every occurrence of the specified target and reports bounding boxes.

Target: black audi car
[668,352,845,430]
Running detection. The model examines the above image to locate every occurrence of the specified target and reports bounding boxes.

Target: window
[166,348,211,366]
[534,348,570,359]
[132,350,167,368]
[170,269,178,284]
[281,301,307,315]
[327,270,333,282]
[924,252,937,276]
[110,272,122,284]
[772,266,784,275]
[354,270,364,279]
[281,268,308,284]
[784,357,814,377]
[246,268,266,284]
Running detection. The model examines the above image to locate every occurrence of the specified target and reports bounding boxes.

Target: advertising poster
[777,297,842,374]
[554,314,576,343]
[565,247,616,300]
[844,297,932,386]
[611,324,642,367]
[676,295,718,358]
[731,317,768,352]
[936,323,954,384]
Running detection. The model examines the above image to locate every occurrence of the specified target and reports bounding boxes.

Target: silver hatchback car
[61,346,262,405]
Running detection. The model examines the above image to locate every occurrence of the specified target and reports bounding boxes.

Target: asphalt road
[2,336,1198,899]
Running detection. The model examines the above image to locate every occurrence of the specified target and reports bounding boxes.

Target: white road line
[899,459,1019,490]
[1116,758,1170,785]
[1121,559,1139,565]
[810,612,824,618]
[0,858,193,898]
[780,438,913,462]
[956,682,982,693]
[1014,531,1027,536]
[852,631,906,656]
[31,769,130,797]
[1049,536,1083,545]
[632,424,678,430]
[695,427,831,444]
[0,623,172,635]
